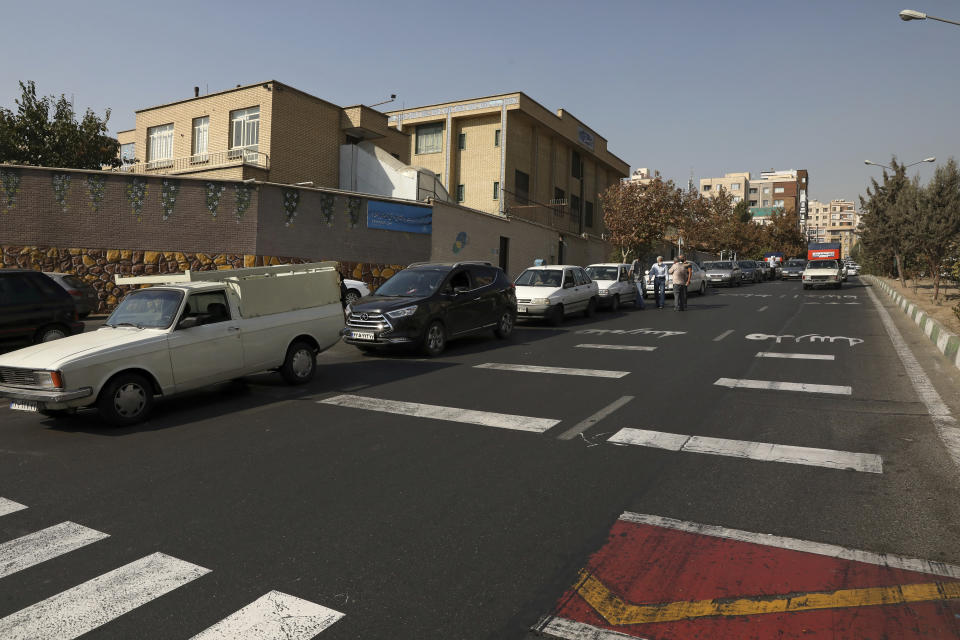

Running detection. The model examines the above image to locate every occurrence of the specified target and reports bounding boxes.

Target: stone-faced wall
[2,244,405,313]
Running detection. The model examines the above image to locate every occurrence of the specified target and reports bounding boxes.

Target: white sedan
[514,265,599,325]
[585,263,640,310]
[644,260,708,297]
[343,278,371,305]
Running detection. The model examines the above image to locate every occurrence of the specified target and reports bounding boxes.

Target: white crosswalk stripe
[190,590,344,639]
[474,362,630,378]
[0,552,210,640]
[0,521,109,579]
[608,427,882,473]
[714,377,851,395]
[575,344,656,351]
[320,394,560,432]
[0,497,27,517]
[756,352,835,360]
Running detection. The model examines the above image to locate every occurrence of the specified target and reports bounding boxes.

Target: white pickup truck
[0,262,344,425]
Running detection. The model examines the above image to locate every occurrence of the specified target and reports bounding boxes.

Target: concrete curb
[864,275,960,372]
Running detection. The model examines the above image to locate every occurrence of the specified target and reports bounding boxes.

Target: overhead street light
[899,9,960,27]
[864,157,935,171]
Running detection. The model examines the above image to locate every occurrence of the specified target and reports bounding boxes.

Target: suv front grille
[0,367,39,387]
[346,312,392,331]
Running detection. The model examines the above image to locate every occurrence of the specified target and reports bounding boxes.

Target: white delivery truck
[0,262,344,425]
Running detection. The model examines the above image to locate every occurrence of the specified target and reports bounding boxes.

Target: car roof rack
[114,261,338,285]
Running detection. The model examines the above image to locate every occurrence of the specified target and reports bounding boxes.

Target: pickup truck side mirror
[177,316,199,330]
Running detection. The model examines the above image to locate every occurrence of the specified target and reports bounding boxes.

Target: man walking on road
[629,256,646,309]
[669,254,691,311]
[648,255,669,309]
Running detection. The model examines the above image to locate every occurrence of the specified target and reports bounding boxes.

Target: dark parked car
[341,261,516,356]
[782,259,807,280]
[43,272,99,318]
[0,270,84,345]
[737,260,762,283]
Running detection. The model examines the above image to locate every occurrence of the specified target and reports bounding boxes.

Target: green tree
[733,199,751,223]
[860,157,911,285]
[913,158,960,301]
[0,81,120,169]
[599,175,683,262]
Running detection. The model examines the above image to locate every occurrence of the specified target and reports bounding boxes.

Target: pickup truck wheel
[281,341,316,385]
[35,325,68,343]
[584,297,597,318]
[494,310,515,339]
[98,373,154,427]
[422,320,447,356]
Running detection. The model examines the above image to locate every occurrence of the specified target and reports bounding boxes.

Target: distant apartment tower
[806,199,859,256]
[700,169,810,225]
[699,172,750,203]
[386,93,629,235]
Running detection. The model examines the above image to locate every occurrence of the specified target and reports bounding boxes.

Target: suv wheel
[98,373,154,426]
[280,340,317,385]
[35,325,68,343]
[494,310,515,339]
[423,320,447,356]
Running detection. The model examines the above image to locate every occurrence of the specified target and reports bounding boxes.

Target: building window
[571,150,582,179]
[554,187,565,202]
[774,199,784,207]
[763,187,770,194]
[585,201,594,227]
[120,142,136,164]
[493,181,499,200]
[732,196,742,202]
[702,184,711,191]
[191,116,209,162]
[146,123,174,168]
[774,186,785,193]
[494,129,501,147]
[415,122,443,155]
[229,106,260,160]
[514,170,529,204]
[458,132,466,150]
[570,194,581,217]
[749,187,758,194]
[763,200,770,206]
[731,183,740,191]
[456,184,465,202]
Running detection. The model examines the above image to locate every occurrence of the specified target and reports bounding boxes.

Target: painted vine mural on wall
[86,175,106,212]
[160,178,180,221]
[51,173,71,213]
[347,196,362,229]
[282,188,300,226]
[205,182,226,218]
[235,184,253,222]
[0,169,20,211]
[126,177,148,221]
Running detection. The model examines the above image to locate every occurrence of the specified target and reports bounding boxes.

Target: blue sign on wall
[367,201,432,234]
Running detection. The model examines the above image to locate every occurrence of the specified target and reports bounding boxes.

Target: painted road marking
[756,352,835,360]
[746,333,863,346]
[757,305,768,312]
[0,522,109,579]
[319,394,560,433]
[0,552,210,640]
[0,497,27,517]
[575,344,656,351]
[577,328,685,338]
[713,329,734,341]
[190,590,344,639]
[714,377,852,395]
[608,428,881,472]
[866,285,960,473]
[573,570,960,625]
[557,396,634,441]
[474,363,629,378]
[536,512,960,639]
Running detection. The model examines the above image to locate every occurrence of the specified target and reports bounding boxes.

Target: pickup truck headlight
[35,371,63,389]
[386,305,418,319]
[530,298,552,305]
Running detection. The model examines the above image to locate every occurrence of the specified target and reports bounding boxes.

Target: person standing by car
[668,254,691,311]
[649,255,669,309]
[628,257,646,309]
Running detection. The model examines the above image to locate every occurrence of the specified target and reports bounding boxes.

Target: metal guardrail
[114,149,269,174]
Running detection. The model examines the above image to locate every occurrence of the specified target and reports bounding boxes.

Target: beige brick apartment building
[386,93,629,237]
[116,81,410,188]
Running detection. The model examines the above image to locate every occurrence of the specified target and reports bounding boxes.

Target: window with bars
[120,143,136,164]
[585,201,594,227]
[493,181,499,200]
[192,116,209,163]
[458,133,466,150]
[494,129,501,147]
[147,123,174,168]
[416,122,443,154]
[571,150,582,179]
[229,106,260,160]
[457,184,465,202]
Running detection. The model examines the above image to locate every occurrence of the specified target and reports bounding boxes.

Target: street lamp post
[863,157,935,171]
[899,9,960,27]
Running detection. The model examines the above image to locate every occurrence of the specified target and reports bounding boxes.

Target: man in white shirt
[648,255,669,309]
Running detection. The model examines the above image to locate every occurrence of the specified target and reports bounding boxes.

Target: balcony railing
[114,148,269,174]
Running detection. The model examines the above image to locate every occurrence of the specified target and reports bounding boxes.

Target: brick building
[386,93,629,240]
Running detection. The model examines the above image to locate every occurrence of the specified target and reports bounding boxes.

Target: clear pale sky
[2,0,957,203]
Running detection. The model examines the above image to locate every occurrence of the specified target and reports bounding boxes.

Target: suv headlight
[386,305,418,319]
[531,298,552,305]
[35,371,63,389]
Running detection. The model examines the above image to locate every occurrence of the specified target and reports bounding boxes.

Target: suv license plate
[351,331,375,341]
[10,400,39,412]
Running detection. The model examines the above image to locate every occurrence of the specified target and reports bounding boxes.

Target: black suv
[342,261,517,356]
[0,270,84,345]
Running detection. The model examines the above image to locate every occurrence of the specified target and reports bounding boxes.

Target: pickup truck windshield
[106,289,184,329]
[807,260,838,269]
[376,270,445,297]
[516,269,562,287]
[585,267,619,281]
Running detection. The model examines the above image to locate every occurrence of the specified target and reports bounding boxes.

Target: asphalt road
[2,277,959,639]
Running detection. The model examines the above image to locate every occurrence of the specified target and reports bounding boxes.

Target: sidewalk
[865,275,960,372]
